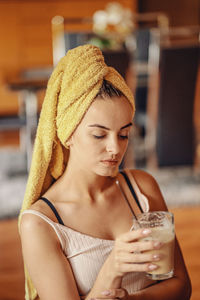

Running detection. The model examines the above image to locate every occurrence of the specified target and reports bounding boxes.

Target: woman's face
[69,96,133,177]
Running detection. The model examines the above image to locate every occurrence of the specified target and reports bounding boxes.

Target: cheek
[121,141,129,156]
[124,139,129,149]
[75,136,103,159]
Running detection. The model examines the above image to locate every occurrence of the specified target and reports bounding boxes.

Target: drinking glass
[133,211,175,280]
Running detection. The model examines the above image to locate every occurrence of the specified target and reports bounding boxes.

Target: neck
[59,164,117,203]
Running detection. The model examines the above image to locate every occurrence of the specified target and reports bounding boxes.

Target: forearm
[85,258,123,299]
[127,277,191,300]
[85,228,166,299]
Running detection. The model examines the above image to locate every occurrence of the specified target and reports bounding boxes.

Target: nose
[106,136,120,155]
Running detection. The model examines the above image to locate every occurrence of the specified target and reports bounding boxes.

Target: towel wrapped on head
[19,44,135,300]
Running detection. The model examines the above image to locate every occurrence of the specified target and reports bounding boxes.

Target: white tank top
[21,173,154,297]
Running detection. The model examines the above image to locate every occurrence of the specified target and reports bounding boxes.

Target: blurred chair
[51,15,130,79]
[0,115,26,150]
[193,58,200,174]
[6,71,49,171]
[51,15,93,67]
[0,115,25,132]
[145,26,200,167]
[125,12,169,136]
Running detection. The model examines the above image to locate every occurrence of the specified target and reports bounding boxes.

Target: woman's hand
[105,227,163,278]
[86,228,163,300]
[89,288,128,300]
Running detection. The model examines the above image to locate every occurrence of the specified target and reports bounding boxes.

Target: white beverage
[142,227,175,279]
[134,211,175,280]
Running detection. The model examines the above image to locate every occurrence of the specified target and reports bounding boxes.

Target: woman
[19,45,191,300]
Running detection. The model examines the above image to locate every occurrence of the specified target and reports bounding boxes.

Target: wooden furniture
[7,75,49,170]
[0,0,136,115]
[145,26,200,167]
[126,12,169,134]
[156,45,199,166]
[51,15,93,66]
[51,15,131,79]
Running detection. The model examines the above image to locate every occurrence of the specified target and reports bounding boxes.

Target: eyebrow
[88,122,133,130]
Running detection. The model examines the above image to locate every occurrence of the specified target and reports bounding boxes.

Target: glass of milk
[133,211,175,280]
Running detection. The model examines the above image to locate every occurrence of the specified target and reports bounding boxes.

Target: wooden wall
[0,0,137,115]
[138,0,200,26]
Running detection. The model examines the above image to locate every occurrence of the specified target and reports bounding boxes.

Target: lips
[101,159,118,165]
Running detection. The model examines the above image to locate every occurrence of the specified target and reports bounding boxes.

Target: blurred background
[0,0,199,299]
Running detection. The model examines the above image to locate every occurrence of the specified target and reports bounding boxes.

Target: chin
[95,166,119,177]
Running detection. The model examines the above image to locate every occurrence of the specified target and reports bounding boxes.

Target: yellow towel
[19,44,135,300]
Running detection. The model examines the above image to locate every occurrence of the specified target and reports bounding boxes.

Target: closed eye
[119,135,128,140]
[93,135,106,139]
[93,134,128,140]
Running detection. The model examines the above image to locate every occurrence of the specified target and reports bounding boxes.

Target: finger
[91,298,118,300]
[112,288,128,299]
[125,240,163,253]
[89,298,114,300]
[119,228,152,243]
[117,251,162,263]
[119,262,159,273]
[90,298,119,300]
[101,288,127,299]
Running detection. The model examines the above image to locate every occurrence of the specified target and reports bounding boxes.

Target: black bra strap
[120,171,143,213]
[39,197,65,226]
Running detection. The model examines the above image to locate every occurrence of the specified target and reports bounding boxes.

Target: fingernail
[142,229,151,235]
[148,264,158,270]
[101,290,111,296]
[153,241,163,249]
[153,254,160,261]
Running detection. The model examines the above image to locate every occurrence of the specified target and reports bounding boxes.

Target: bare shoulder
[20,198,59,247]
[129,169,168,211]
[129,169,159,192]
[20,210,57,242]
[20,207,47,231]
[24,196,58,222]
